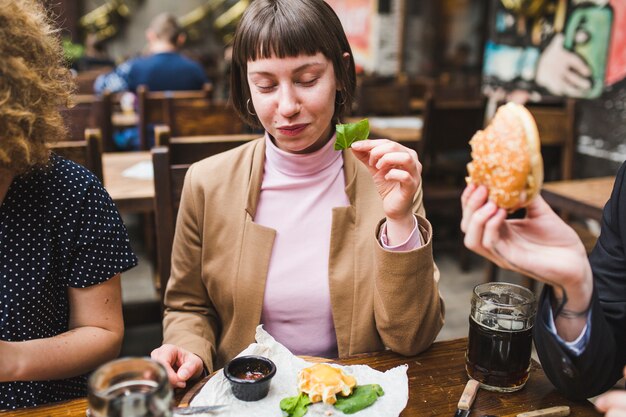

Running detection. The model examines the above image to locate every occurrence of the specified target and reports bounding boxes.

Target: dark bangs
[233,1,334,63]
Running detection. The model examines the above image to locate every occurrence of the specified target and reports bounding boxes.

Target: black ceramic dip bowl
[223,355,276,401]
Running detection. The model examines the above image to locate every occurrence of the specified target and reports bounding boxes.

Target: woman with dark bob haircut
[152,0,444,388]
[0,0,137,409]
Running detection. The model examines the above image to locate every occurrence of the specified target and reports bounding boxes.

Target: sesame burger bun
[466,102,543,211]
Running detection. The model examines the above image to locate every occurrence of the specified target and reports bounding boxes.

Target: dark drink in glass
[465,283,536,392]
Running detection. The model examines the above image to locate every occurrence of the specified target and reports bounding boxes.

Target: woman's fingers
[376,152,419,180]
[151,345,183,386]
[352,139,417,170]
[175,357,202,389]
[383,169,415,192]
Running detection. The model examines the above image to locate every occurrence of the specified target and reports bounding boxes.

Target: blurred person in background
[0,0,137,409]
[94,12,209,150]
[94,12,207,94]
[75,32,115,72]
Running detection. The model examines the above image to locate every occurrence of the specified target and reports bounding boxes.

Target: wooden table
[2,338,601,416]
[3,338,596,416]
[102,151,154,213]
[542,176,614,222]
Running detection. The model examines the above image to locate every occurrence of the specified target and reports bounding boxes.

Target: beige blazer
[163,138,444,372]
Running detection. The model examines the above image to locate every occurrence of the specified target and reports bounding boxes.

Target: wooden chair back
[99,91,126,152]
[407,76,435,113]
[137,83,243,150]
[526,99,576,181]
[168,100,245,137]
[154,125,257,164]
[355,77,411,116]
[59,95,104,143]
[420,93,487,178]
[49,128,104,182]
[420,94,487,271]
[74,67,113,94]
[152,146,188,303]
[152,128,256,302]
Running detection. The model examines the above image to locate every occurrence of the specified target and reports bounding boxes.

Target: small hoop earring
[335,92,347,106]
[246,98,256,116]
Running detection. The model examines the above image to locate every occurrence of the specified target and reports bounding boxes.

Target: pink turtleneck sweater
[256,134,421,358]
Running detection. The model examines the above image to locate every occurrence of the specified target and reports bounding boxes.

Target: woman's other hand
[151,344,204,389]
[351,139,421,244]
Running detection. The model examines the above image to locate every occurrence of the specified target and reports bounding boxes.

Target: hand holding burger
[466,102,543,211]
[461,102,593,343]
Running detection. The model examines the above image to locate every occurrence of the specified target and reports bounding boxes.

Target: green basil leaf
[334,119,370,150]
[280,393,312,417]
[280,395,299,413]
[333,384,385,414]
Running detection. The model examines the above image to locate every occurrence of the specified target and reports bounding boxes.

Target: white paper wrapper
[190,326,408,416]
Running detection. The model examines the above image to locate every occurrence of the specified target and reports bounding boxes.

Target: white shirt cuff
[546,308,592,356]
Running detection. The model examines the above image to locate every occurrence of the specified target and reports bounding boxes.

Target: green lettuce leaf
[334,119,370,150]
[280,392,312,417]
[333,384,385,414]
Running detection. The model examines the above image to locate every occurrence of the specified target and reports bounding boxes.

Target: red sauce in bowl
[235,370,266,381]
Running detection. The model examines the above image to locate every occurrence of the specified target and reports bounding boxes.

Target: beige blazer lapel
[329,151,386,357]
[232,140,276,351]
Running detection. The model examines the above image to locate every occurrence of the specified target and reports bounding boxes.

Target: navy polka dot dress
[0,154,138,409]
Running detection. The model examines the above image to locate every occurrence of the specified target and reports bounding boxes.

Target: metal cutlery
[173,405,228,415]
[453,379,480,417]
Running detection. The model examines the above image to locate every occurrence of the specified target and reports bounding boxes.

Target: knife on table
[173,405,228,415]
[481,405,571,417]
[454,379,480,417]
[516,406,570,417]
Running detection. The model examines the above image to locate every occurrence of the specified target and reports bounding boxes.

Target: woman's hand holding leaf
[350,138,421,244]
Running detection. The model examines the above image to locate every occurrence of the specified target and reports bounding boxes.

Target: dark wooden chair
[73,67,113,94]
[154,125,257,164]
[59,94,105,143]
[152,147,188,305]
[354,77,411,116]
[165,99,245,137]
[420,93,487,271]
[136,83,245,150]
[99,90,126,152]
[49,128,104,182]
[526,99,577,182]
[407,76,435,113]
[152,127,257,304]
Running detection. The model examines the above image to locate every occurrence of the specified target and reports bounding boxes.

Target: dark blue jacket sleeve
[534,161,626,399]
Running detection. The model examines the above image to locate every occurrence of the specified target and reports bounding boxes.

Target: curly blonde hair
[0,0,74,174]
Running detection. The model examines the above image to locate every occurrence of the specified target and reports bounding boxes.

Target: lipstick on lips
[277,124,308,136]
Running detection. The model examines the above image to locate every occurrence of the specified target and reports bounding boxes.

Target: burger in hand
[466,102,544,211]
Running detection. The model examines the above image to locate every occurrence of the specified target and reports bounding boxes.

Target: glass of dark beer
[465,282,537,392]
[88,357,173,417]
